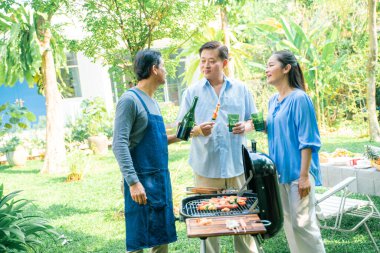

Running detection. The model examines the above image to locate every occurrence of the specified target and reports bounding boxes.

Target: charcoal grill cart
[180,143,283,252]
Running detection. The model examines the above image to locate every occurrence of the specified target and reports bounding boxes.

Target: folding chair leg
[363,222,380,253]
[373,203,380,219]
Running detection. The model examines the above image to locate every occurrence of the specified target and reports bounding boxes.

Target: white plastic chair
[315,176,380,252]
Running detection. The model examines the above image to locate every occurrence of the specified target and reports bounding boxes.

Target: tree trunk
[40,29,67,174]
[367,0,380,141]
[220,7,234,78]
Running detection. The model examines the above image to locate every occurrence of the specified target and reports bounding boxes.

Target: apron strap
[129,89,150,115]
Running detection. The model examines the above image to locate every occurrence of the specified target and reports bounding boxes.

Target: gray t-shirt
[112,87,161,186]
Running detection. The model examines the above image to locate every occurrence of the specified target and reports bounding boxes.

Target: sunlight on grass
[1,135,379,252]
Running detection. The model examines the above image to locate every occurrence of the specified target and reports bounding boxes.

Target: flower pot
[88,135,108,155]
[6,146,28,166]
[371,160,380,171]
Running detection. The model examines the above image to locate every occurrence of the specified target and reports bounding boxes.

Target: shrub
[0,184,58,252]
[0,103,36,137]
[66,149,90,182]
[0,136,22,153]
[160,102,179,127]
[81,97,110,137]
[66,118,89,142]
[66,97,113,142]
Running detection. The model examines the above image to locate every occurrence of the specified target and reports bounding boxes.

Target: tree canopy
[80,0,211,81]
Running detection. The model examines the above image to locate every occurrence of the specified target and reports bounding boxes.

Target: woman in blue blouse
[264,50,325,253]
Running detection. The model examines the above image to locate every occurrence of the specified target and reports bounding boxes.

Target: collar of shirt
[272,90,299,118]
[202,76,232,90]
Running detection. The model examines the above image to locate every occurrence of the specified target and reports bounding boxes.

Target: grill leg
[253,236,265,253]
[200,237,207,253]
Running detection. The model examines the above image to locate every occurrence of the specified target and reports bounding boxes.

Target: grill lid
[242,145,284,239]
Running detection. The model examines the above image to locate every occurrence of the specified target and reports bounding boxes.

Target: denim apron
[123,89,177,252]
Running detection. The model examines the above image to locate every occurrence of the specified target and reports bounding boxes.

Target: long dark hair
[133,49,162,81]
[272,50,305,91]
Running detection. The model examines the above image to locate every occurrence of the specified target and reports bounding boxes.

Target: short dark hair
[272,50,306,91]
[133,49,162,81]
[199,41,229,60]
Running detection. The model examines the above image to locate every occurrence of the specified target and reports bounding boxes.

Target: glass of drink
[251,112,265,132]
[228,114,240,132]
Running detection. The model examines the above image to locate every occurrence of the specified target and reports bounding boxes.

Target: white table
[320,164,380,196]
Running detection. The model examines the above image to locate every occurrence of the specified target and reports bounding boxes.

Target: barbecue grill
[181,192,259,218]
[242,143,283,238]
[180,142,283,251]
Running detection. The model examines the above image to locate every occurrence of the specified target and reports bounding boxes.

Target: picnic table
[320,164,380,196]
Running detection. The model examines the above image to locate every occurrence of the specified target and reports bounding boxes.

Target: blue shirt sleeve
[293,93,321,152]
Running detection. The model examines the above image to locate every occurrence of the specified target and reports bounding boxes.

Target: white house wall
[62,53,114,123]
[52,13,114,123]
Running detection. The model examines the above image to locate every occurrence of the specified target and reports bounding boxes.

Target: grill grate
[182,196,259,218]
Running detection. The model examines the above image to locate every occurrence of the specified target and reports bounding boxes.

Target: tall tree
[219,3,232,77]
[367,0,380,141]
[209,0,246,78]
[255,17,344,127]
[0,1,68,173]
[81,0,210,83]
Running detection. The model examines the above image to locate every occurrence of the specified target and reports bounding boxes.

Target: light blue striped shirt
[177,77,257,178]
[267,89,322,186]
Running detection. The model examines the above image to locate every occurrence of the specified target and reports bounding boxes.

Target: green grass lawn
[1,135,379,253]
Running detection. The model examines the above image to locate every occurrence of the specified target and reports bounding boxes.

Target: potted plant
[0,137,28,166]
[0,103,36,166]
[81,97,110,155]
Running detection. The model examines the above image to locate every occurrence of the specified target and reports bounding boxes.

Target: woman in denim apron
[113,49,177,253]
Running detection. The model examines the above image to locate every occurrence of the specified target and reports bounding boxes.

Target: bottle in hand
[176,96,199,141]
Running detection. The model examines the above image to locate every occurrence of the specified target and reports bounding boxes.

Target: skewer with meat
[196,196,247,211]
